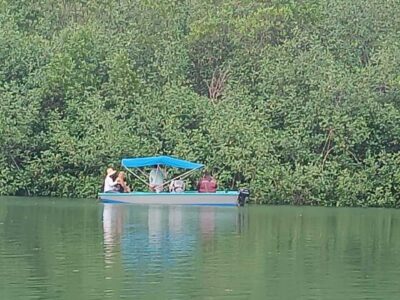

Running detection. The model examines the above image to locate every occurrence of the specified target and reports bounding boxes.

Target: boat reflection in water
[147,205,163,247]
[102,204,248,268]
[103,204,124,265]
[199,207,215,242]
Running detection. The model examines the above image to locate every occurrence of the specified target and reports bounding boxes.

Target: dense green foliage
[1,0,400,206]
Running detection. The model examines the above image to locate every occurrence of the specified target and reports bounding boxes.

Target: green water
[0,197,399,300]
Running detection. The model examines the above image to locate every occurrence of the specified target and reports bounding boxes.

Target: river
[0,197,399,299]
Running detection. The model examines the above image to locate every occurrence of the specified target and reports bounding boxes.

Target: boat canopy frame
[121,156,204,188]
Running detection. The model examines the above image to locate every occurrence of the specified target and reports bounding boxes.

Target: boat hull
[98,191,240,206]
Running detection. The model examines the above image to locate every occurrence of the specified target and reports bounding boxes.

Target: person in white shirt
[169,178,185,193]
[103,168,118,193]
[149,165,166,193]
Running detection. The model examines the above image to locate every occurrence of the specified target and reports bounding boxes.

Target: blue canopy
[121,156,204,170]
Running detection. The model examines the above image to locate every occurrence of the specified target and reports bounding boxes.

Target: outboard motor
[238,189,250,207]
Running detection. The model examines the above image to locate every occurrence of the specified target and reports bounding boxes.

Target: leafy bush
[1,0,400,207]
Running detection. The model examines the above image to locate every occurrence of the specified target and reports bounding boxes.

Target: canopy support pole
[123,163,203,190]
[136,167,148,178]
[123,166,149,186]
[162,167,202,188]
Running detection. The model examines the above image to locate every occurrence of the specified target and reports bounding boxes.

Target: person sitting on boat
[169,178,185,193]
[149,165,166,193]
[197,171,218,193]
[115,171,131,193]
[103,168,119,193]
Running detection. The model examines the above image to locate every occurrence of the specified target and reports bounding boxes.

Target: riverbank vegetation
[1,0,400,207]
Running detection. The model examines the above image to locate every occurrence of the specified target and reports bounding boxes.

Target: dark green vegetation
[1,0,400,206]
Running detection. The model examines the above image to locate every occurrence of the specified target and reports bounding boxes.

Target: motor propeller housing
[238,189,250,206]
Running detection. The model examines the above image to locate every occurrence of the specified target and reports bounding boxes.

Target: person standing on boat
[103,168,119,193]
[197,171,218,193]
[149,165,166,193]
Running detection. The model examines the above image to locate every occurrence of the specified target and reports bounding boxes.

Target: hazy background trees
[1,0,400,206]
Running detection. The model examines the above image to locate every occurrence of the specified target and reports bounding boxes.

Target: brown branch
[207,68,229,103]
[321,128,334,152]
[322,146,334,170]
[321,128,335,170]
[346,149,360,164]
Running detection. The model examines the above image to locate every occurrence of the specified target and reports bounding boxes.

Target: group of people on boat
[103,168,131,193]
[103,165,217,193]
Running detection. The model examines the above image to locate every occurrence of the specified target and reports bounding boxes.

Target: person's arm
[117,178,127,190]
[212,178,218,189]
[106,176,118,187]
[104,176,118,192]
[149,170,155,184]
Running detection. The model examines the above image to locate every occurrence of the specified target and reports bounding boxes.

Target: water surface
[0,197,399,299]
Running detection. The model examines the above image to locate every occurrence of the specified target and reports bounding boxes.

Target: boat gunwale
[98,191,239,196]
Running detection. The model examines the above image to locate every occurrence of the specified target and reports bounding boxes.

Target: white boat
[99,191,242,206]
[98,156,249,206]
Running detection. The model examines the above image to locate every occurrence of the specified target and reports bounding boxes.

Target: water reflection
[236,208,248,234]
[148,206,163,247]
[2,198,400,300]
[168,206,183,236]
[102,205,247,269]
[94,204,400,299]
[102,204,124,265]
[199,207,215,241]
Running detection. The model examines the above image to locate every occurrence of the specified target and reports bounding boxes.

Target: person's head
[153,165,158,169]
[110,172,118,181]
[203,171,212,180]
[117,172,126,180]
[107,167,116,176]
